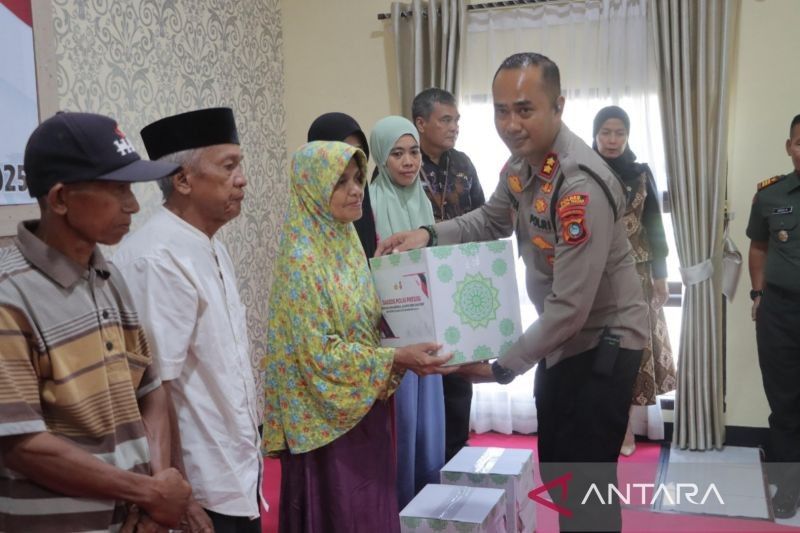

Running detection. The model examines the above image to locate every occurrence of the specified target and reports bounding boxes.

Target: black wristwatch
[491,360,516,385]
[750,289,764,301]
[420,225,438,247]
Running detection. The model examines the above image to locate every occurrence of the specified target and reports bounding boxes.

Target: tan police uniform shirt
[436,124,648,373]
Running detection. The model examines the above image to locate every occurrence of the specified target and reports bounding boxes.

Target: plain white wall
[724,0,800,428]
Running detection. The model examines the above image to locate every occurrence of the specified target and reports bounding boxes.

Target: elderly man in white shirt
[114,107,261,533]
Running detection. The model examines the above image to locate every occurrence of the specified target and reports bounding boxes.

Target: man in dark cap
[0,111,191,532]
[114,107,261,532]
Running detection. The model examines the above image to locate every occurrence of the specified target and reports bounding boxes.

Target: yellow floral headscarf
[262,141,398,455]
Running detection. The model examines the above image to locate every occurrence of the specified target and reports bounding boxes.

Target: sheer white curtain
[456,0,668,438]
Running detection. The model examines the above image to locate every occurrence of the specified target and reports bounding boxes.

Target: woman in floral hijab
[263,141,452,532]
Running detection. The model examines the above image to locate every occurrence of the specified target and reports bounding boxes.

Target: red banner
[0,0,31,27]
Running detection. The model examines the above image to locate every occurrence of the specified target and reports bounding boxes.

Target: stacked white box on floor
[440,447,536,533]
[399,484,508,533]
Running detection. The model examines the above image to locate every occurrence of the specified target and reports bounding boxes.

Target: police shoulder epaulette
[757,175,784,191]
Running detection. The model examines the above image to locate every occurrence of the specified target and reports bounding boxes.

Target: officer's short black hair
[790,114,800,138]
[412,88,457,122]
[493,52,561,110]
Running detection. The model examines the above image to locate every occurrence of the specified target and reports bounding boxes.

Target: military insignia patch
[757,175,783,191]
[534,197,547,214]
[538,152,559,180]
[531,235,554,250]
[508,174,523,193]
[541,182,554,194]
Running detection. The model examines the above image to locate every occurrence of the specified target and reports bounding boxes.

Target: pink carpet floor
[260,431,800,532]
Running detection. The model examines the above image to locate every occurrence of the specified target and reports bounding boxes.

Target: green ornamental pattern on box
[369,240,522,366]
[440,447,537,533]
[399,484,507,533]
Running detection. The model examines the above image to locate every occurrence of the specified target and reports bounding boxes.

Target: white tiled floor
[657,445,771,520]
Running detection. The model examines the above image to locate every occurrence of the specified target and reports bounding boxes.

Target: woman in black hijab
[308,112,377,258]
[593,105,676,456]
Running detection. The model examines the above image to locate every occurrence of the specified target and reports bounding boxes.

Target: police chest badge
[778,230,789,242]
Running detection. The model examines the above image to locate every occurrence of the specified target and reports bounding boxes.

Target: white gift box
[370,241,522,366]
[399,483,507,533]
[440,447,536,533]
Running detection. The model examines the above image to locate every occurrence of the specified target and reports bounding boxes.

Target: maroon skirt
[279,400,400,533]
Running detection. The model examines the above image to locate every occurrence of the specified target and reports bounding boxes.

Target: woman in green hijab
[370,116,436,239]
[369,116,445,508]
[264,141,452,532]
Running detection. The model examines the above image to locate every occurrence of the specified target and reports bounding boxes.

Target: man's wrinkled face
[416,103,460,153]
[186,144,247,227]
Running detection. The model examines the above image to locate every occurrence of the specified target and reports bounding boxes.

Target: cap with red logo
[23,111,180,198]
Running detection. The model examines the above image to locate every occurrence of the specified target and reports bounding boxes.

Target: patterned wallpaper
[51,0,288,415]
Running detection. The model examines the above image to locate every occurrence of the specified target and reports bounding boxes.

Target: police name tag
[772,206,793,215]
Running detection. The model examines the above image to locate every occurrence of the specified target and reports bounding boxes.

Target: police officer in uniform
[747,113,800,519]
[378,52,648,532]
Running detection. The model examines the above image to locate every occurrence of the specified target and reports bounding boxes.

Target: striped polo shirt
[0,221,160,532]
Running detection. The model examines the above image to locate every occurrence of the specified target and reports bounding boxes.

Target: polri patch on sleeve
[508,174,523,193]
[560,215,589,245]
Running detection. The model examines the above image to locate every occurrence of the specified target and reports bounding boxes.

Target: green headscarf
[369,116,435,239]
[262,141,398,455]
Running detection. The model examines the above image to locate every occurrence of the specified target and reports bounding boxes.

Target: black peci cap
[23,112,181,198]
[140,107,240,161]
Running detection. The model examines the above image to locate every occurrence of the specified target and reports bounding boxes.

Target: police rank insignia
[508,174,523,193]
[534,197,547,214]
[541,181,554,194]
[778,230,789,242]
[538,152,559,180]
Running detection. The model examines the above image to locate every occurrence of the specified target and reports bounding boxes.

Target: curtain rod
[377,0,556,20]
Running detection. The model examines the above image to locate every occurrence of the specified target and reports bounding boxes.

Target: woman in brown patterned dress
[593,106,677,456]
